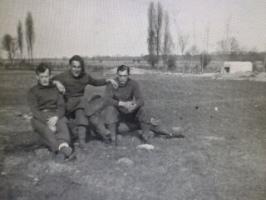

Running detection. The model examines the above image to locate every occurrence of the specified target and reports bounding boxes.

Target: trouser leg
[77,126,86,147]
[134,107,153,143]
[75,109,89,148]
[104,105,120,145]
[89,114,111,142]
[56,117,71,144]
[31,118,59,153]
[106,123,118,146]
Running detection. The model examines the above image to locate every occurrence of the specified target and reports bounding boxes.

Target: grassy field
[0,70,266,200]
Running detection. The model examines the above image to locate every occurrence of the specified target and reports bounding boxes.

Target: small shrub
[167,56,177,71]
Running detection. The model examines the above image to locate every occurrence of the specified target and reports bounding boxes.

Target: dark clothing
[104,105,148,125]
[53,70,106,99]
[104,78,148,124]
[69,108,88,126]
[53,70,106,113]
[85,94,105,117]
[103,79,179,142]
[28,83,65,123]
[53,70,109,140]
[28,83,70,152]
[103,78,151,144]
[31,117,70,152]
[104,78,144,109]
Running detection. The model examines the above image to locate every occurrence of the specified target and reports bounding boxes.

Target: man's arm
[87,75,107,86]
[56,93,66,118]
[87,75,118,88]
[27,89,47,123]
[132,81,144,108]
[104,84,119,107]
[51,73,66,94]
[46,93,65,131]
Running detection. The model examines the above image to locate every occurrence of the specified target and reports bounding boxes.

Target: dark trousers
[104,105,149,125]
[66,95,113,142]
[104,105,150,139]
[69,108,110,142]
[104,105,172,138]
[31,117,71,152]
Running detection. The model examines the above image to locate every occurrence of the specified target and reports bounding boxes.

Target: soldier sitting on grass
[28,63,73,161]
[52,55,117,149]
[103,65,186,145]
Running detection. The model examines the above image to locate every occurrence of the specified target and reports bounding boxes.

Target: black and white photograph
[0,0,265,199]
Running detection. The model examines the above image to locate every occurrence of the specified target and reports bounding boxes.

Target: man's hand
[106,79,118,89]
[118,101,137,113]
[47,116,58,132]
[127,101,137,112]
[53,80,66,94]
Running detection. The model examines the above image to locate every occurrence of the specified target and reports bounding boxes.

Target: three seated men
[28,57,185,160]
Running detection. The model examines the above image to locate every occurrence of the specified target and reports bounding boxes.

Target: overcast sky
[1,0,266,58]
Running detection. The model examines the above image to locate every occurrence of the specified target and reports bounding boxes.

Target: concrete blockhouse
[221,61,253,73]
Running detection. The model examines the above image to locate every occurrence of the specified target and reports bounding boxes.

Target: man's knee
[56,117,68,126]
[136,106,149,123]
[103,106,119,124]
[31,118,59,152]
[89,114,110,136]
[74,109,88,126]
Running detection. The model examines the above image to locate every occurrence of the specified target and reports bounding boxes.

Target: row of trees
[147,2,173,68]
[2,12,35,63]
[147,2,202,71]
[146,2,263,72]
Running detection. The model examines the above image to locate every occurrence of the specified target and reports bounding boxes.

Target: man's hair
[69,55,85,72]
[117,65,130,74]
[35,63,51,75]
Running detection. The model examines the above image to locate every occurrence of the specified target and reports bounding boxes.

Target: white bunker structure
[221,61,253,73]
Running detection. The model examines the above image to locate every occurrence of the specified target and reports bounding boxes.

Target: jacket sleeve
[132,81,144,108]
[87,74,107,86]
[104,84,119,107]
[27,89,47,123]
[56,93,66,118]
[51,73,63,82]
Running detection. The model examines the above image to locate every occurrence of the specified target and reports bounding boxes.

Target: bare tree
[177,33,189,73]
[200,23,211,73]
[17,20,23,58]
[217,36,240,55]
[162,11,173,69]
[2,34,17,63]
[147,2,156,68]
[225,15,232,54]
[200,52,211,73]
[178,33,189,56]
[155,2,163,67]
[147,2,164,69]
[205,22,210,54]
[25,12,35,62]
[217,39,227,53]
[230,37,240,53]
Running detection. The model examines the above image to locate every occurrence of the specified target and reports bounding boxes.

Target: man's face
[117,70,129,86]
[70,60,82,77]
[36,69,50,86]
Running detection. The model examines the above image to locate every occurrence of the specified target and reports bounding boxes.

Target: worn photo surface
[0,1,265,200]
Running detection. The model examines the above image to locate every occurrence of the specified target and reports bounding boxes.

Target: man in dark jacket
[28,63,72,161]
[52,55,117,148]
[104,65,186,145]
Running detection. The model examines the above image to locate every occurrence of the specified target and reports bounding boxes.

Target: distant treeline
[0,51,265,73]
